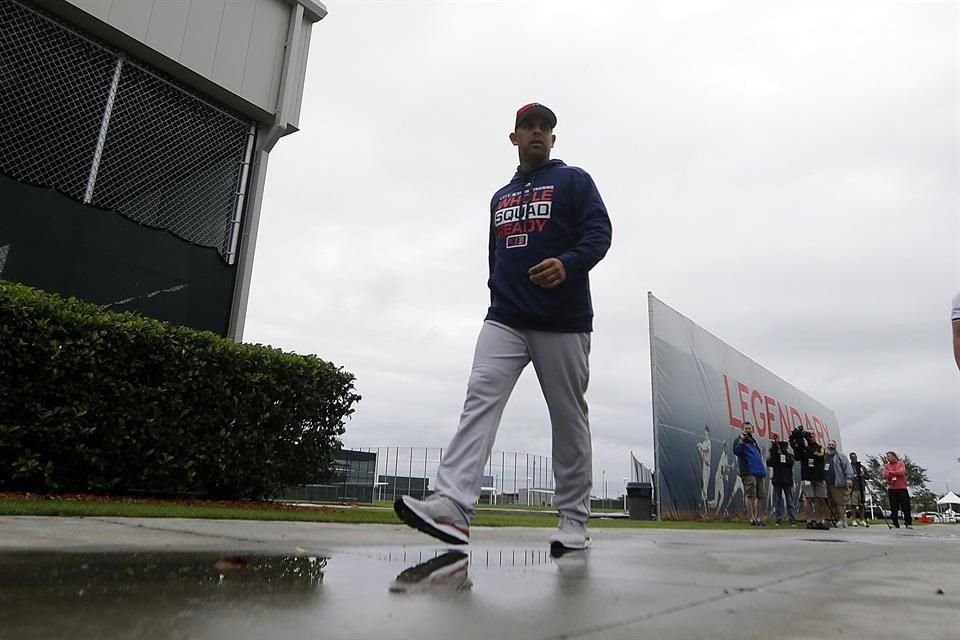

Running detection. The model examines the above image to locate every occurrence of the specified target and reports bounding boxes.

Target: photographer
[767,436,797,525]
[848,452,868,527]
[733,422,768,526]
[823,440,854,528]
[789,427,829,530]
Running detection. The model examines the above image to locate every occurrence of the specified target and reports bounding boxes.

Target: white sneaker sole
[550,537,591,557]
[389,551,472,593]
[394,496,469,545]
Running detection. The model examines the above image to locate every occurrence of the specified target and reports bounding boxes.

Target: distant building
[283,449,376,503]
[377,475,430,501]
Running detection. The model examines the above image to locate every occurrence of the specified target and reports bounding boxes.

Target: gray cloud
[246,2,960,496]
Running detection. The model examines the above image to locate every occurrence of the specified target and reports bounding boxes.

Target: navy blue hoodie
[485,159,612,332]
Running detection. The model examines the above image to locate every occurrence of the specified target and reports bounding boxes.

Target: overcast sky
[245,1,959,497]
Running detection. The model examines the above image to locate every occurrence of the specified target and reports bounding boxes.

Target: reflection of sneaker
[550,516,591,556]
[389,551,472,594]
[394,495,469,545]
[551,548,588,576]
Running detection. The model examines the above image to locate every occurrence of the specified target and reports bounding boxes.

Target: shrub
[0,280,361,498]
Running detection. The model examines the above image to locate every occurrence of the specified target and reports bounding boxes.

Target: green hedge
[0,280,361,498]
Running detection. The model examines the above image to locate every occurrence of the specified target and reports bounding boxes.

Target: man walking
[767,436,797,525]
[733,422,767,525]
[823,440,854,527]
[394,103,612,555]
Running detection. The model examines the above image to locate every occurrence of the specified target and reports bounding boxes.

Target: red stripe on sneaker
[437,519,470,537]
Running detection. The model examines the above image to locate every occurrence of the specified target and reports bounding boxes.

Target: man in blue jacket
[733,422,768,526]
[395,103,612,555]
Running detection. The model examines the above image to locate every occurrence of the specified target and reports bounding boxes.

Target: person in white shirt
[952,290,960,371]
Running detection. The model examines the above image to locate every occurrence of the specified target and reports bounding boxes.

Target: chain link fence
[354,446,556,505]
[0,0,253,260]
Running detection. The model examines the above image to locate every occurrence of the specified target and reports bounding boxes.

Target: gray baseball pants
[434,320,593,523]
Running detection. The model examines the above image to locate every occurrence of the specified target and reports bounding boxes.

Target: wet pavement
[1,517,957,639]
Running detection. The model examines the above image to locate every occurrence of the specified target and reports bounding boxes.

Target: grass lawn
[0,495,842,530]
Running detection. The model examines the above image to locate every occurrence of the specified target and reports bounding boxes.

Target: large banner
[649,293,841,520]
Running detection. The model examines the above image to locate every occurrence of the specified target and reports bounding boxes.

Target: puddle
[0,548,585,638]
[0,551,327,594]
[0,552,327,639]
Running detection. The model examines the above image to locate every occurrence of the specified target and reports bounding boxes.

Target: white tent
[936,492,960,520]
[937,491,960,508]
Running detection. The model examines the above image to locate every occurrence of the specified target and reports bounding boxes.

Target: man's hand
[529,258,566,288]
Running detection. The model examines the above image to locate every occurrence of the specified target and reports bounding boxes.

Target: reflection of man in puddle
[552,548,589,597]
[389,551,472,595]
[696,425,712,518]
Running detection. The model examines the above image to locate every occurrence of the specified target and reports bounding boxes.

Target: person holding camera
[847,452,868,527]
[733,422,767,526]
[882,451,913,529]
[823,440,854,528]
[789,428,829,530]
[767,435,797,526]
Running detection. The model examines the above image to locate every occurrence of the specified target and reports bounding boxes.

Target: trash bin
[626,482,653,520]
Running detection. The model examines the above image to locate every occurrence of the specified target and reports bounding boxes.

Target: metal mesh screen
[0,0,253,259]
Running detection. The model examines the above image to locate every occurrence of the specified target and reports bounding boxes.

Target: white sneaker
[389,551,472,594]
[851,520,859,527]
[550,516,591,555]
[394,495,470,545]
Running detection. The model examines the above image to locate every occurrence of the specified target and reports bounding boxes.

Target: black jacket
[767,448,795,486]
[792,439,825,483]
[851,461,867,496]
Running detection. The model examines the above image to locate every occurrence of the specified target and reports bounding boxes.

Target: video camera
[788,425,811,450]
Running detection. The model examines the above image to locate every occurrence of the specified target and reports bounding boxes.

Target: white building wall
[58,0,321,126]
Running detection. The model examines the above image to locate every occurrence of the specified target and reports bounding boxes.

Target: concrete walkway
[1,517,957,639]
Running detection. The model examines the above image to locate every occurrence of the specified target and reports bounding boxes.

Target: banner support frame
[647,291,662,521]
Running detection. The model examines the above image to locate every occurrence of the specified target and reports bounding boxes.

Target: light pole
[527,476,532,506]
[623,477,628,512]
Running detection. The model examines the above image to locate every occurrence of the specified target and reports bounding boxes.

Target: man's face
[828,440,837,452]
[510,116,555,163]
[743,424,753,437]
